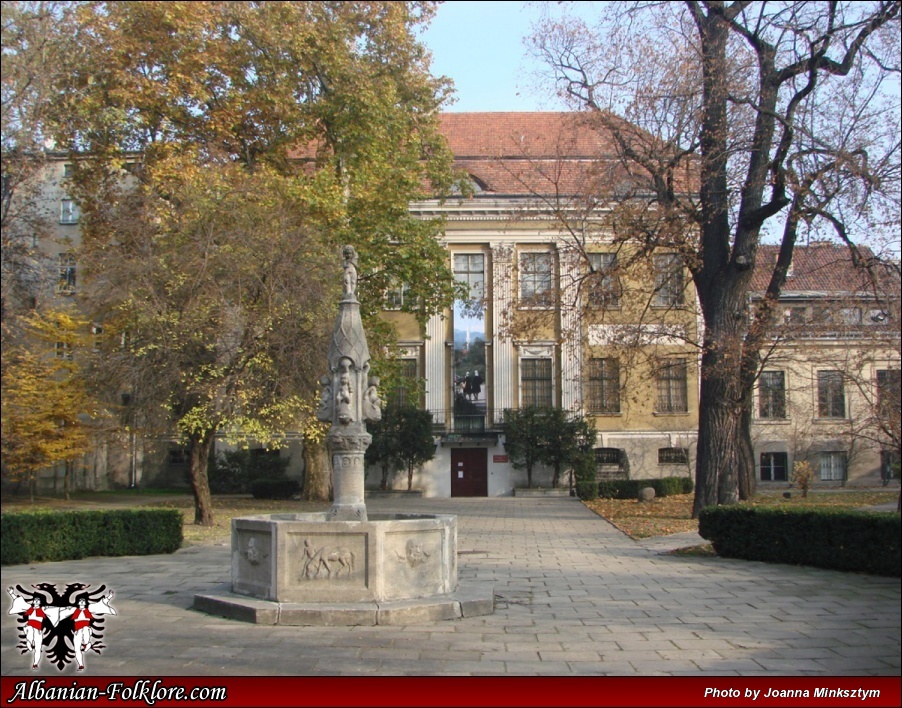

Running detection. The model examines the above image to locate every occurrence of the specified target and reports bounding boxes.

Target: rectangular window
[587,357,621,413]
[168,448,188,466]
[817,371,846,418]
[587,253,621,307]
[658,448,689,464]
[60,199,79,224]
[91,324,103,352]
[58,253,76,294]
[454,254,485,301]
[54,341,73,360]
[384,279,412,310]
[882,449,899,482]
[784,307,807,326]
[521,357,553,408]
[758,371,786,419]
[760,452,788,481]
[656,359,688,413]
[652,254,684,307]
[595,448,623,465]
[519,252,554,307]
[819,451,846,481]
[392,358,419,407]
[876,369,901,418]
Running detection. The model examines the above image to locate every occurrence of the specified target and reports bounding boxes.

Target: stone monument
[194,246,494,625]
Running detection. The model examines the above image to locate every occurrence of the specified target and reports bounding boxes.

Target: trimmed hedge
[250,478,300,500]
[575,481,598,501]
[698,506,901,577]
[597,476,694,499]
[1,508,183,566]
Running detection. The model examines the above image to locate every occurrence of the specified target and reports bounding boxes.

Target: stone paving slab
[2,497,899,676]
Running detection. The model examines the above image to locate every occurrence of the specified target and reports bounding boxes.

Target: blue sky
[419,1,566,112]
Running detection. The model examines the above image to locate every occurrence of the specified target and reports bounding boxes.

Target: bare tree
[531,1,901,515]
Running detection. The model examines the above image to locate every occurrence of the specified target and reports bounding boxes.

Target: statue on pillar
[317,245,382,520]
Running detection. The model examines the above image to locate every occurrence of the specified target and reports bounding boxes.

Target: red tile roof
[751,243,885,294]
[439,111,695,197]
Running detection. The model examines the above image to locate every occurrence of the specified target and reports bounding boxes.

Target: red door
[450,448,488,497]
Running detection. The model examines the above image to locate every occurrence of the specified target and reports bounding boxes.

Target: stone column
[316,246,381,521]
[490,242,515,424]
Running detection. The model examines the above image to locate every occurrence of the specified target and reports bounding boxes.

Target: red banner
[1,676,899,707]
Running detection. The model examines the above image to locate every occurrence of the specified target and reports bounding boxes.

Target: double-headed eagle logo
[7,583,116,672]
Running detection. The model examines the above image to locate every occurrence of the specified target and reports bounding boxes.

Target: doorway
[450,448,488,497]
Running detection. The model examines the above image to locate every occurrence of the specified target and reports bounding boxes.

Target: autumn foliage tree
[1,308,102,500]
[531,1,901,515]
[43,1,463,524]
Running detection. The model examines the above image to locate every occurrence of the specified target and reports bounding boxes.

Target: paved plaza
[2,496,899,676]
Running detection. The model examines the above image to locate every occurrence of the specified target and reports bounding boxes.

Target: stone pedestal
[328,430,369,522]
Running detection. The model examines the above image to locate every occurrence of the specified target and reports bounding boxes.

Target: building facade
[749,244,900,487]
[374,113,701,495]
[6,114,897,495]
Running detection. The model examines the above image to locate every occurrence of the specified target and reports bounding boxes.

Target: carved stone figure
[244,537,267,566]
[316,375,332,423]
[342,245,358,300]
[336,361,353,425]
[363,376,382,422]
[301,539,355,579]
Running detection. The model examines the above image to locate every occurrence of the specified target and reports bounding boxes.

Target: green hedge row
[250,478,300,500]
[597,477,694,499]
[698,506,901,577]
[1,509,183,566]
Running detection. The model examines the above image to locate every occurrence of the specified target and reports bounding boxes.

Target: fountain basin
[193,512,494,625]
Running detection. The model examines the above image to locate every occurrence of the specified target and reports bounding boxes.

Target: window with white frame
[384,279,412,310]
[60,199,80,224]
[587,357,620,413]
[587,253,621,307]
[519,252,554,307]
[656,359,688,413]
[521,357,553,408]
[819,451,846,481]
[390,358,419,407]
[652,254,684,307]
[57,253,76,294]
[758,371,786,419]
[817,370,846,418]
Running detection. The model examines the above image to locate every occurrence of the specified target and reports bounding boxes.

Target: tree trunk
[407,465,413,491]
[692,298,747,517]
[380,464,389,491]
[188,429,215,526]
[737,402,756,501]
[64,460,71,501]
[302,436,331,502]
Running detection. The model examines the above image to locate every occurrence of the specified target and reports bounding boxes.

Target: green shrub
[1,509,183,565]
[573,450,599,500]
[597,477,693,499]
[250,478,300,500]
[698,506,901,577]
[209,448,290,494]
